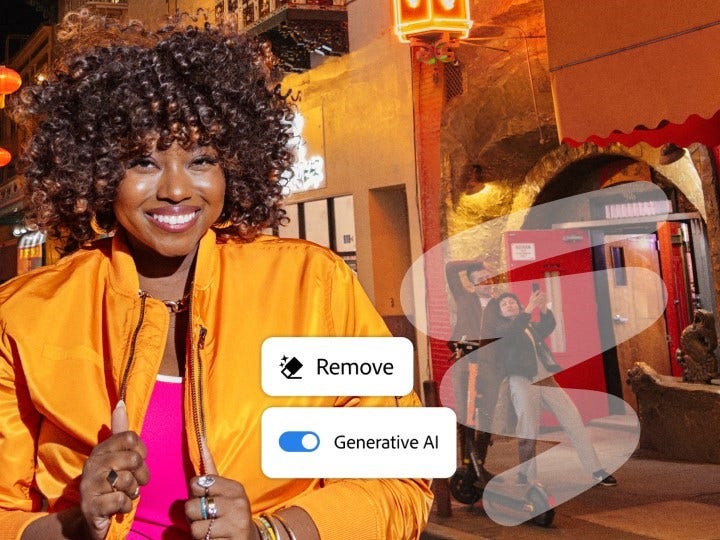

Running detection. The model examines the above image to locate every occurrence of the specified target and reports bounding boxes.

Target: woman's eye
[191,155,219,168]
[127,157,156,169]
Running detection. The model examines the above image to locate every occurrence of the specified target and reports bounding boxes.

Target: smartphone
[531,282,540,293]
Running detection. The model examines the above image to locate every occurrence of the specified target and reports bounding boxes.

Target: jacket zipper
[190,325,208,473]
[187,284,209,474]
[119,291,149,402]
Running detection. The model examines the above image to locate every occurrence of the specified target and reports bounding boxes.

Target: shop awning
[545,0,720,147]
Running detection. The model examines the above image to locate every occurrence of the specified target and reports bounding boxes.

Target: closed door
[604,234,670,410]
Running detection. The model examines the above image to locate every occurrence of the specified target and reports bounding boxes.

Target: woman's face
[114,141,226,260]
[499,296,521,318]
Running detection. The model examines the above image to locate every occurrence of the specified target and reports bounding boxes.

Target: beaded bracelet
[254,517,272,540]
[258,515,277,540]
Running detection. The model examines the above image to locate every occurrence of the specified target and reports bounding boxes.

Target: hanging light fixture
[0,147,11,167]
[393,0,472,64]
[0,66,22,109]
[393,0,472,43]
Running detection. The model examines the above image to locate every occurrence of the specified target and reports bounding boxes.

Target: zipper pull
[198,326,207,349]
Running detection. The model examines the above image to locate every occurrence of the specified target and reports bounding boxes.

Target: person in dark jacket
[491,291,617,487]
[445,259,502,480]
[492,291,554,484]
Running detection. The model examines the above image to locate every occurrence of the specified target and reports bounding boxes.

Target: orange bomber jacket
[0,230,433,540]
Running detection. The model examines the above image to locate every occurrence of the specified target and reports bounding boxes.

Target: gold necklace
[139,290,191,313]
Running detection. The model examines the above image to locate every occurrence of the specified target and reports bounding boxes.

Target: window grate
[444,62,464,103]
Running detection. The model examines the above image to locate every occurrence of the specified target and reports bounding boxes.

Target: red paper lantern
[393,0,472,43]
[0,148,11,167]
[0,66,22,108]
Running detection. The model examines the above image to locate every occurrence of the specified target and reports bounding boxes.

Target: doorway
[602,233,672,410]
[368,186,419,391]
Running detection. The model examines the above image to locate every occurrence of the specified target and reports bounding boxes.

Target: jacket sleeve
[533,310,557,340]
[0,323,49,539]
[287,257,433,540]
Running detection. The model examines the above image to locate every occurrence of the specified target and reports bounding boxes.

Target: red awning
[545,0,720,147]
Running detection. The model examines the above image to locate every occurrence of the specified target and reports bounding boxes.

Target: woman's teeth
[152,212,197,225]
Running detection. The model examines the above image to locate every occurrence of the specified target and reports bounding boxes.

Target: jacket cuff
[292,482,381,539]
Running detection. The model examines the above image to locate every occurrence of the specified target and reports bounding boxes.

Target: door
[604,233,671,410]
[657,222,692,377]
[504,229,608,423]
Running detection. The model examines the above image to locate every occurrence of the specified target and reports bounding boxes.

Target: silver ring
[107,469,119,491]
[206,496,218,519]
[200,496,208,520]
[197,475,216,490]
[197,474,215,497]
[197,475,216,497]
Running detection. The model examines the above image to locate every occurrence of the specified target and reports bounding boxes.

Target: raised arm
[445,258,483,301]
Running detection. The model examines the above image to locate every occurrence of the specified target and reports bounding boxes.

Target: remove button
[279,431,320,452]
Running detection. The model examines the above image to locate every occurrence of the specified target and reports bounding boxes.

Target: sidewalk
[421,420,720,539]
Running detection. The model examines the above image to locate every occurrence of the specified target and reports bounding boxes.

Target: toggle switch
[279,431,320,452]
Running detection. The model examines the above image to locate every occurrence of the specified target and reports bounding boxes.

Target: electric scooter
[447,339,556,528]
[449,448,556,527]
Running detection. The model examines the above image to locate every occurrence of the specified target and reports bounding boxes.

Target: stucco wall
[281,0,430,381]
[284,35,417,283]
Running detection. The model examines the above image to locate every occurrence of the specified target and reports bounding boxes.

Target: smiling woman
[0,10,432,540]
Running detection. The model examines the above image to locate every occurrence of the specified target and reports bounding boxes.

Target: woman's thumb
[200,436,218,476]
[111,399,129,434]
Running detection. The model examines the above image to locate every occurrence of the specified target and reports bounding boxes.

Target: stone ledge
[628,361,720,464]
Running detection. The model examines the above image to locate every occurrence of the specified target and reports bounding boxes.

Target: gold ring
[206,497,218,519]
[106,469,119,491]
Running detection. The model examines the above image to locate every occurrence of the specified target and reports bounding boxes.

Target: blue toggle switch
[279,431,320,452]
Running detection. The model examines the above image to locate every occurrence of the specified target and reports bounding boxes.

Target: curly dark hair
[8,10,295,254]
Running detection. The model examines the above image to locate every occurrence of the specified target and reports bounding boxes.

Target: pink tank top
[128,375,194,539]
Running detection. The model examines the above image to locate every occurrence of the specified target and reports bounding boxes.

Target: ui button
[262,337,413,396]
[279,431,320,452]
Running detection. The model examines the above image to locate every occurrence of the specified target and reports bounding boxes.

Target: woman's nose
[156,165,192,202]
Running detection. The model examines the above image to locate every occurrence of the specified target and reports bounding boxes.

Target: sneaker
[593,469,617,486]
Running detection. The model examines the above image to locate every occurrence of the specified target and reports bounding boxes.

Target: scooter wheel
[527,487,555,527]
[449,466,480,505]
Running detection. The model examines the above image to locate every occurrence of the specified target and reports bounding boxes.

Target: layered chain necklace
[139,290,191,313]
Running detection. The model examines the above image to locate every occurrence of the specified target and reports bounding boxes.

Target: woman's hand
[185,474,256,540]
[79,401,149,540]
[525,291,547,313]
